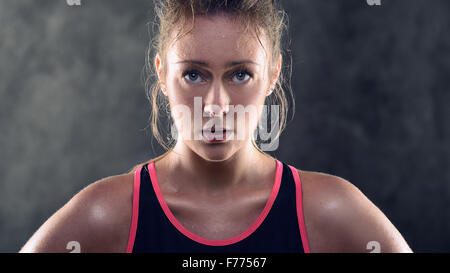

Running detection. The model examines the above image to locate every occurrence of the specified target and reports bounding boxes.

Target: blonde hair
[129,0,295,174]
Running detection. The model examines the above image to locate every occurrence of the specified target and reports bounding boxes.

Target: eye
[183,70,204,84]
[232,69,252,84]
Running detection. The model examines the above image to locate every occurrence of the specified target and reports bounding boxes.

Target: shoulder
[20,171,135,253]
[292,168,412,253]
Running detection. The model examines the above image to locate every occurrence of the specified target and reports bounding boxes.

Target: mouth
[201,126,233,143]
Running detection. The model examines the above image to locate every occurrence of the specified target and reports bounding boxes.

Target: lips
[201,125,232,134]
[201,125,233,142]
[201,128,232,134]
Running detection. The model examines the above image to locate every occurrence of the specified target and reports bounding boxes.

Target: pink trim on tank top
[147,159,283,246]
[126,165,142,253]
[288,165,311,253]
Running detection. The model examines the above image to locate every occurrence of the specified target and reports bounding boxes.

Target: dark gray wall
[0,0,448,252]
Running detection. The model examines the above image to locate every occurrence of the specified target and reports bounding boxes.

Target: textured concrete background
[1,0,449,252]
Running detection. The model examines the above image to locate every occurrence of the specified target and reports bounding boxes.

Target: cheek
[230,84,267,109]
[166,67,189,99]
[166,80,195,117]
[171,107,194,141]
[171,101,194,131]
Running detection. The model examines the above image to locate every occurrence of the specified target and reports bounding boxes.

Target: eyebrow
[173,60,260,67]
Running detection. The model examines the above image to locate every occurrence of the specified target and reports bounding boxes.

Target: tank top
[126,159,310,253]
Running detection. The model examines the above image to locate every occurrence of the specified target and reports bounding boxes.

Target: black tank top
[126,159,310,253]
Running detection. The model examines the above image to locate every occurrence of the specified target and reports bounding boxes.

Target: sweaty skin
[20,14,412,253]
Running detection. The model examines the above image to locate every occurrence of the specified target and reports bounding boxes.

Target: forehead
[167,15,269,67]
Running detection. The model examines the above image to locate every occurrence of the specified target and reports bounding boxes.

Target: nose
[203,82,230,117]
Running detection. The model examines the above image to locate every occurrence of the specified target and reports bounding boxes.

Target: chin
[183,139,237,163]
[197,144,235,162]
[179,131,252,162]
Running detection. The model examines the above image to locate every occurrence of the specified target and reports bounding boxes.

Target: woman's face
[155,15,281,162]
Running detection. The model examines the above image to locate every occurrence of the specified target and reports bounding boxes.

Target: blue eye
[183,70,203,84]
[182,69,252,84]
[232,70,251,83]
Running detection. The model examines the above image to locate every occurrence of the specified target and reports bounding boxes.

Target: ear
[154,52,167,96]
[267,54,282,96]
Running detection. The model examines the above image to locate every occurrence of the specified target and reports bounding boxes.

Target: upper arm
[300,170,413,253]
[19,174,133,253]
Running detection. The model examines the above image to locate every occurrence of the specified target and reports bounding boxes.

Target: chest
[162,189,271,240]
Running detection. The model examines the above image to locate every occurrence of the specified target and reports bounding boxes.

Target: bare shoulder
[19,171,135,253]
[293,168,412,253]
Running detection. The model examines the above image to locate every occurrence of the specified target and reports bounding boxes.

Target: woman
[20,0,412,253]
